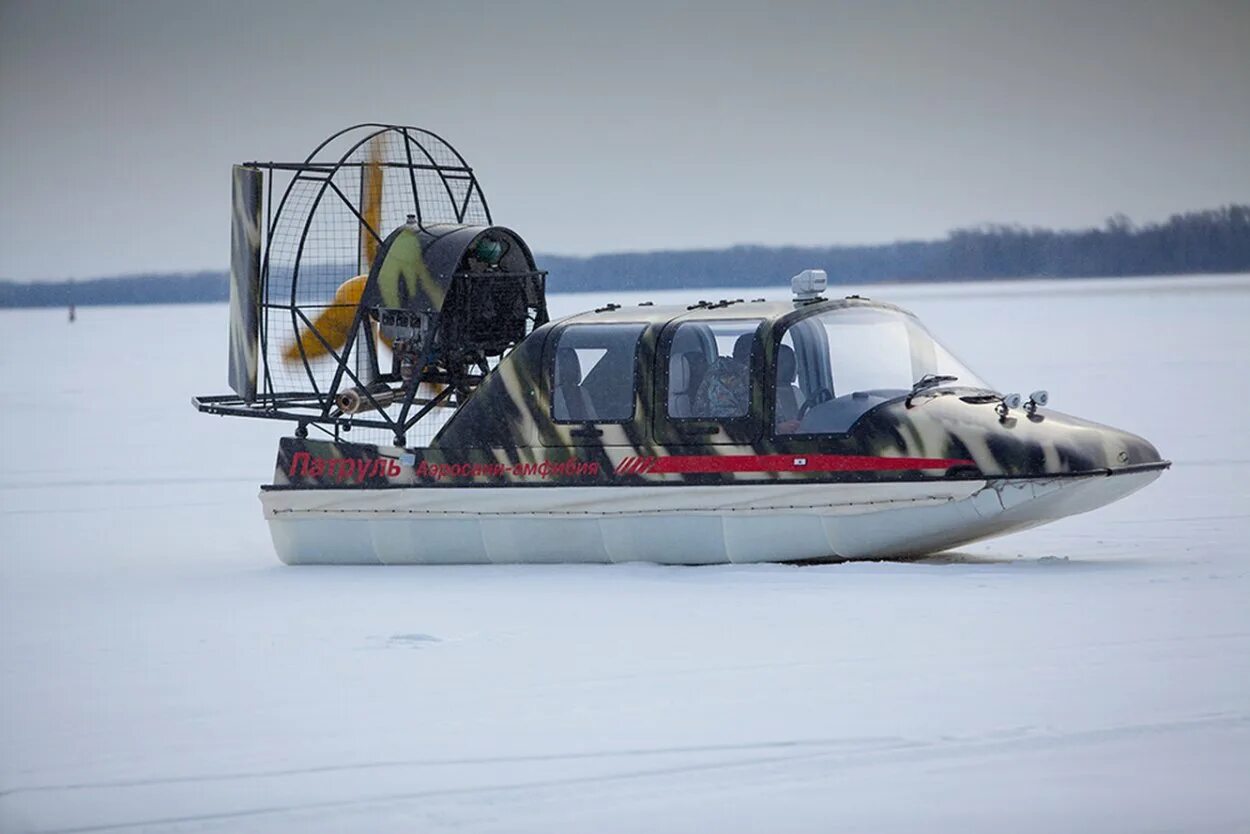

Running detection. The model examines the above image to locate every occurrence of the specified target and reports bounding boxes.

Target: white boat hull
[260,468,1161,565]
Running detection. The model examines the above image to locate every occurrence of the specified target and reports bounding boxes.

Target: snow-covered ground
[2,275,1248,833]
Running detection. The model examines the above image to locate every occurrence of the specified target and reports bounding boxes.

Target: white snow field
[1,275,1248,833]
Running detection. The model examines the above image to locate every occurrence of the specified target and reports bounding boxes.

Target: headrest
[777,344,796,383]
[555,348,582,386]
[732,332,754,365]
[669,353,691,393]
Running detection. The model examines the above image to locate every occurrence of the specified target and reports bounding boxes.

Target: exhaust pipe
[336,381,397,415]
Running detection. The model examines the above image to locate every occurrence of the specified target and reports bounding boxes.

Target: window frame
[768,302,966,439]
[547,321,647,426]
[653,316,766,446]
[662,317,765,424]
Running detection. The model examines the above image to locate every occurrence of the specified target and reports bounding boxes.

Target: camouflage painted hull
[260,466,1163,565]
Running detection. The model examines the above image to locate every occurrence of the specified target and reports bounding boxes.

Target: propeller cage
[197,124,549,445]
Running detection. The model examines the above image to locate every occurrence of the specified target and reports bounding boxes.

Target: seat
[732,332,755,365]
[668,350,707,418]
[553,348,596,421]
[775,344,802,426]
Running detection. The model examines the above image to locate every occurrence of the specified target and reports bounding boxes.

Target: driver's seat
[775,344,802,424]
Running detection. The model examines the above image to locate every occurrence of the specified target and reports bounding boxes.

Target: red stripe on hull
[640,454,975,475]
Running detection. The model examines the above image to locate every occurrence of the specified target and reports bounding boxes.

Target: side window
[667,320,761,420]
[775,308,923,435]
[551,323,645,423]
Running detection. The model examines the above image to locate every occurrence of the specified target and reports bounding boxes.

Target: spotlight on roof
[791,269,827,301]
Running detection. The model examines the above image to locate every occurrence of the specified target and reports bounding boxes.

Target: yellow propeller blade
[283,274,368,362]
[360,136,383,269]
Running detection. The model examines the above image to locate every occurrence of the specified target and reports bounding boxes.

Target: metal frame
[195,124,540,445]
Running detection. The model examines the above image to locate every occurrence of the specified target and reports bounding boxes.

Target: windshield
[775,307,990,435]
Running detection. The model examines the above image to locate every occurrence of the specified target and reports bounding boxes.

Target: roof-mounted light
[791,269,827,301]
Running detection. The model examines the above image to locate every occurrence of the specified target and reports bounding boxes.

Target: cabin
[432,294,984,451]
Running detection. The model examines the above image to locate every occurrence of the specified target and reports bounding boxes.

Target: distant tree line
[2,205,1246,308]
[539,204,1250,291]
[0,270,229,308]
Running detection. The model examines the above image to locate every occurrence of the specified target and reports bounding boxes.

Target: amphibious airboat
[194,124,1168,564]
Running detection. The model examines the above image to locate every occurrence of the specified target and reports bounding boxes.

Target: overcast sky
[1,0,1247,281]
